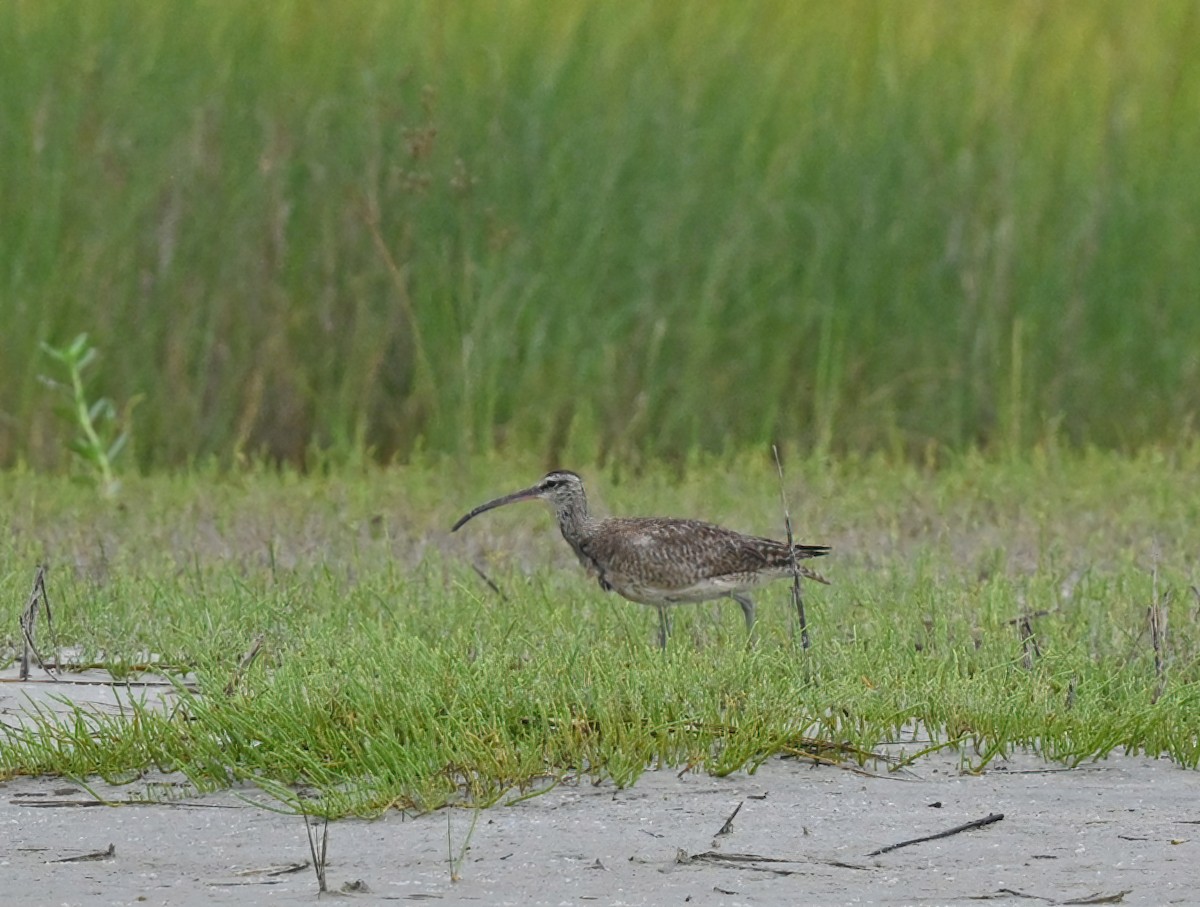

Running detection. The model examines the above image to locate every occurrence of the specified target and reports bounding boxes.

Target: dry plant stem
[1018,616,1040,669]
[301,806,329,894]
[715,800,743,837]
[772,445,809,649]
[1006,609,1051,623]
[867,812,1005,857]
[1150,561,1168,704]
[470,563,507,601]
[224,634,266,696]
[21,797,237,809]
[20,565,55,681]
[679,850,871,875]
[50,843,116,863]
[1008,606,1046,668]
[447,807,481,883]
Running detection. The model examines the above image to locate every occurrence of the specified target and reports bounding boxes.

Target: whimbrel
[451,470,830,647]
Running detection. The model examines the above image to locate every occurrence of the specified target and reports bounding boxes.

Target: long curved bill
[451,485,542,532]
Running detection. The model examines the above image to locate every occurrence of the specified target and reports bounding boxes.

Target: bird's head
[451,470,587,531]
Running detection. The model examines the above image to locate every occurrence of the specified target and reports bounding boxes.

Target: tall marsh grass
[3,1,1199,468]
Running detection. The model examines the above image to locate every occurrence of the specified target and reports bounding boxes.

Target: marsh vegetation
[3,452,1197,816]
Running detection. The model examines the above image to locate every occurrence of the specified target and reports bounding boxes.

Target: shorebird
[451,470,830,647]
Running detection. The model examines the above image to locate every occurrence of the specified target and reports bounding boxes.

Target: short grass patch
[2,450,1198,816]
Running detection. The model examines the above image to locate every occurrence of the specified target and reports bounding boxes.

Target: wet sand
[3,748,1197,906]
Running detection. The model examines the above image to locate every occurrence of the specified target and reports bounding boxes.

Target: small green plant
[40,333,130,497]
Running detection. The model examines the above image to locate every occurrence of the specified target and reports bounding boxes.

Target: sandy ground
[2,745,1198,907]
[3,665,1198,905]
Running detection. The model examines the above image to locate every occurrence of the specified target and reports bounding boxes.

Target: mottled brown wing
[580,517,826,592]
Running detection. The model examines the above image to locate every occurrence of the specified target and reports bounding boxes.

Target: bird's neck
[553,497,594,545]
[554,501,601,573]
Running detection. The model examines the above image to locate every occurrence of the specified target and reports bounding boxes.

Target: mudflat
[2,748,1195,906]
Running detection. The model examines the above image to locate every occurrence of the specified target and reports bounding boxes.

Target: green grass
[3,1,1200,468]
[2,451,1198,816]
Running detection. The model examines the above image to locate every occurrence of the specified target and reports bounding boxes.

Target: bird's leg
[732,593,756,635]
[656,604,670,650]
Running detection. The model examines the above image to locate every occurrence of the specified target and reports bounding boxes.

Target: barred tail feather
[792,544,831,560]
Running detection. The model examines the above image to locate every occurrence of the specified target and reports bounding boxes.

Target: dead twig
[234,861,311,877]
[224,634,266,696]
[300,805,329,894]
[25,659,192,673]
[993,888,1053,902]
[0,676,200,692]
[1061,890,1132,905]
[1149,562,1168,704]
[1010,594,1042,669]
[15,798,238,809]
[677,850,870,874]
[1018,615,1039,668]
[1004,609,1052,625]
[772,445,809,649]
[715,800,743,837]
[678,849,799,876]
[470,563,508,601]
[49,843,115,863]
[19,565,56,681]
[867,812,1004,856]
